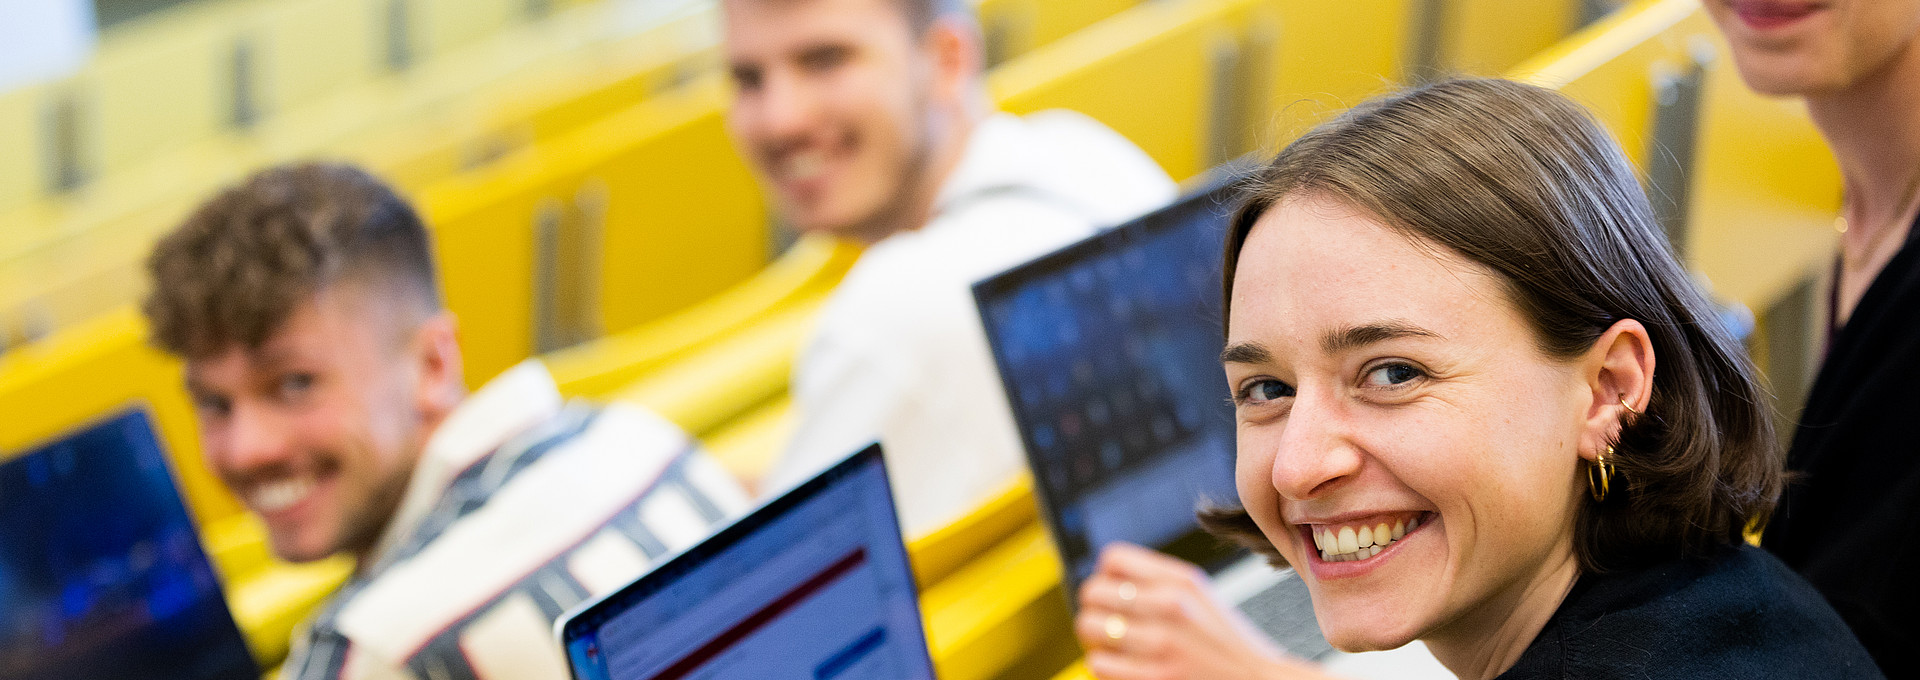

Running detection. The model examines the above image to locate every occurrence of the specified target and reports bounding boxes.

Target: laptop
[0,408,258,680]
[973,175,1334,659]
[557,444,933,680]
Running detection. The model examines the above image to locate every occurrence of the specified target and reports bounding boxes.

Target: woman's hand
[1074,543,1340,680]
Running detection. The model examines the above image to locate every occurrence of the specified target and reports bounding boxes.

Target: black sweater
[1764,218,1920,678]
[1496,546,1880,679]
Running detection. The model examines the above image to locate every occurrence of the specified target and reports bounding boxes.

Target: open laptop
[0,408,258,680]
[973,175,1334,659]
[557,444,932,680]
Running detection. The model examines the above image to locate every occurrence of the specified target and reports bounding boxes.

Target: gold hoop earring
[1589,445,1616,502]
[1619,395,1641,417]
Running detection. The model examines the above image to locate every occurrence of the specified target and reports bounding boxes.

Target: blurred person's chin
[778,158,922,240]
[1708,0,1920,97]
[1722,41,1857,97]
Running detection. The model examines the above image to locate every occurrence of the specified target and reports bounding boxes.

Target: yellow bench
[979,0,1143,66]
[0,0,552,217]
[1438,0,1587,77]
[547,235,860,401]
[993,0,1415,182]
[0,2,724,351]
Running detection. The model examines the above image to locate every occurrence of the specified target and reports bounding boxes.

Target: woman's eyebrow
[1220,342,1273,364]
[1322,321,1442,354]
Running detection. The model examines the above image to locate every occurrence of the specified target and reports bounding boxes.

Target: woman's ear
[1579,318,1655,461]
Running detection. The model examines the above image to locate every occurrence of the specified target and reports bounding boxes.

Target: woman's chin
[1316,610,1425,653]
[1325,631,1420,654]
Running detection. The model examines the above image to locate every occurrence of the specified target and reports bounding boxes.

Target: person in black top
[1704,3,1920,675]
[1064,79,1881,679]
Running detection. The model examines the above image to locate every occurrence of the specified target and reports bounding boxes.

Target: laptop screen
[0,409,257,680]
[559,444,932,680]
[974,180,1243,588]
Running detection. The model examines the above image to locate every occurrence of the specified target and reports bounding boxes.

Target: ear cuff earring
[1591,394,1637,502]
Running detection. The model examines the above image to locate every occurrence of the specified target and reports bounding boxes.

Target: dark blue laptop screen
[0,408,256,680]
[976,184,1241,586]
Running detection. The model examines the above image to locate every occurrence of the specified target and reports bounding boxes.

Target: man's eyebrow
[1220,342,1273,364]
[1321,321,1442,354]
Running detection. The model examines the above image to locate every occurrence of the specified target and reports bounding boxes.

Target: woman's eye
[1239,379,1296,404]
[1363,363,1424,388]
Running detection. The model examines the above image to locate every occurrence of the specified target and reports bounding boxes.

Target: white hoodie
[769,110,1177,537]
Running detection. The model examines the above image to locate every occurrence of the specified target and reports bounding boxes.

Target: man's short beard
[336,444,419,566]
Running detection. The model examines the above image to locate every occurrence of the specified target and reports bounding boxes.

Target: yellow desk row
[0,1,728,351]
[0,0,594,215]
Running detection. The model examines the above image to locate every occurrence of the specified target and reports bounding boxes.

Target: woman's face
[1704,0,1920,97]
[1223,196,1592,651]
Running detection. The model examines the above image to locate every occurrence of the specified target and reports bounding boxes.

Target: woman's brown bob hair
[1201,78,1781,572]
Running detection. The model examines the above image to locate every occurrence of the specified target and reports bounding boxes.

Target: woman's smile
[1300,511,1432,564]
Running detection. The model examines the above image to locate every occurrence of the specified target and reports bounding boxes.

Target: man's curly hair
[143,163,440,359]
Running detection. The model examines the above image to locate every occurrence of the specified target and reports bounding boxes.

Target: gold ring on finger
[1104,613,1128,641]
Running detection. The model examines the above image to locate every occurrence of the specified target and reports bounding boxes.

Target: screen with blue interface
[561,445,931,680]
[0,409,257,680]
[975,182,1242,588]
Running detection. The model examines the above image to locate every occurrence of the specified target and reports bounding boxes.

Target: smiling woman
[1070,79,1884,680]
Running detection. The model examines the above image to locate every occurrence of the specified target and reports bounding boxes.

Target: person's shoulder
[991,110,1177,224]
[324,402,715,667]
[816,206,1090,340]
[1538,546,1883,679]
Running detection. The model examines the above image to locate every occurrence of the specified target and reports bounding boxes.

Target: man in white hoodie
[725,0,1177,536]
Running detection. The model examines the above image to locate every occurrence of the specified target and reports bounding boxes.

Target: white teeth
[249,477,314,513]
[784,152,825,181]
[1310,515,1425,563]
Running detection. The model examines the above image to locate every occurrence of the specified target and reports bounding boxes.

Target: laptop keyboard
[1238,575,1334,660]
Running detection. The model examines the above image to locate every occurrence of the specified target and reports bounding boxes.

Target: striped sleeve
[307,404,750,680]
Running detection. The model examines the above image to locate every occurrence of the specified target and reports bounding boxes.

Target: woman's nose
[1269,388,1364,501]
